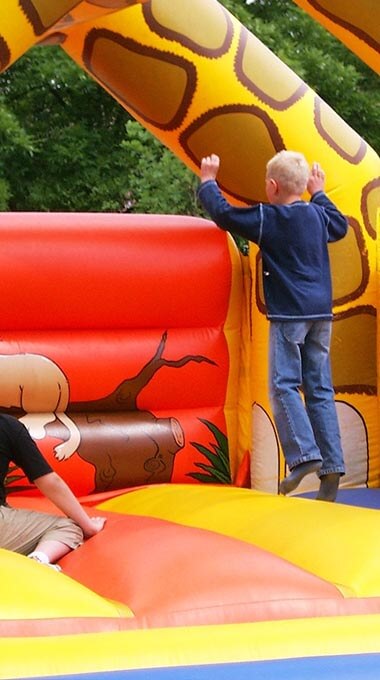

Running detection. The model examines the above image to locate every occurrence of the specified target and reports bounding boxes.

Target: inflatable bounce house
[0,1,380,678]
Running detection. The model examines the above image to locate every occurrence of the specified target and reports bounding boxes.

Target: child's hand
[84,516,107,538]
[200,154,220,182]
[307,162,325,196]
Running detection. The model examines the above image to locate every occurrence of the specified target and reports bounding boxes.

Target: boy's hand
[307,161,325,196]
[200,154,220,182]
[83,516,107,538]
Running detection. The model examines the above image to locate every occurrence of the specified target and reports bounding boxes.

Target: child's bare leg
[28,539,72,564]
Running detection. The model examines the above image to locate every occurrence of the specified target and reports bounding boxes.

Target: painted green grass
[188,418,231,484]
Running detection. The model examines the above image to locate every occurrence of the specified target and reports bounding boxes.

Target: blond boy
[198,151,347,501]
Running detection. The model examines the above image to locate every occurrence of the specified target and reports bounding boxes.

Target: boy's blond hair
[266,150,309,195]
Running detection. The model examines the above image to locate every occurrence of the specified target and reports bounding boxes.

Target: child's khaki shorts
[0,505,84,555]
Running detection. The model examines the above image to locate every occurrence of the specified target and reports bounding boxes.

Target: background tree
[0,101,35,209]
[0,0,378,213]
[0,47,133,211]
[120,121,202,216]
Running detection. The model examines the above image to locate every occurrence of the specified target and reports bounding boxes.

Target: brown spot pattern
[38,32,67,46]
[331,306,377,395]
[181,105,284,203]
[19,0,79,36]
[83,29,196,130]
[329,218,369,305]
[0,36,10,73]
[255,255,266,316]
[143,0,234,57]
[314,97,366,164]
[235,28,308,110]
[53,14,76,30]
[308,0,380,54]
[361,178,380,241]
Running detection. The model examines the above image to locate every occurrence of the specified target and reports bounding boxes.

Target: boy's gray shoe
[316,473,341,502]
[280,460,322,495]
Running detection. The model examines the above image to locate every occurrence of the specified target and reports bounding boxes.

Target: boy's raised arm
[307,161,325,196]
[200,154,220,183]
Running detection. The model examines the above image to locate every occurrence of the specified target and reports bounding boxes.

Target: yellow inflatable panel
[0,548,133,621]
[2,615,380,679]
[292,0,380,75]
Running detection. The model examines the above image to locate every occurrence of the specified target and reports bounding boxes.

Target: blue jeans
[269,320,345,475]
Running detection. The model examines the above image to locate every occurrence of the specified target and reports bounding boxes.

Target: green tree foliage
[0,101,35,209]
[0,47,132,211]
[0,0,378,213]
[120,121,202,216]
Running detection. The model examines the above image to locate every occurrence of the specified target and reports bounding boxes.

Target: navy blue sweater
[198,180,348,321]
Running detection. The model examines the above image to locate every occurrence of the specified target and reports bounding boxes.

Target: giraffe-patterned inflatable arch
[0,0,379,493]
[293,0,380,75]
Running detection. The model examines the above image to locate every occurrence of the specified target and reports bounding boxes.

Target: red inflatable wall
[0,212,244,497]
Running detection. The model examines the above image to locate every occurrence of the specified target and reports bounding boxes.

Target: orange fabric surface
[6,495,380,635]
[0,616,137,638]
[0,212,240,493]
[0,213,231,330]
[59,511,350,628]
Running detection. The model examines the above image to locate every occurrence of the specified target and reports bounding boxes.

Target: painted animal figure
[0,353,80,460]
